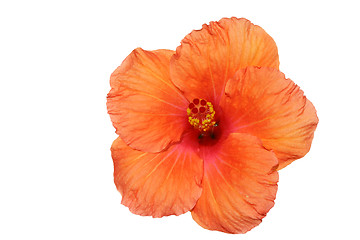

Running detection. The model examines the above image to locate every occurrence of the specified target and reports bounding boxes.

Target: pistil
[187,98,216,132]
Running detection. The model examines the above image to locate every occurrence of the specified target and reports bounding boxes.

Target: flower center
[187,98,216,132]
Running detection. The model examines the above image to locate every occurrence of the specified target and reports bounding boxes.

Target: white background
[1,0,359,239]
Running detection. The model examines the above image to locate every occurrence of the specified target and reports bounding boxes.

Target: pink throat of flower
[187,98,216,132]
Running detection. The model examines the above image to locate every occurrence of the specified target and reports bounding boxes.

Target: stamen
[187,98,216,132]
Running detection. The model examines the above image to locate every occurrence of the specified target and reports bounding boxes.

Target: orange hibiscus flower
[107,17,318,234]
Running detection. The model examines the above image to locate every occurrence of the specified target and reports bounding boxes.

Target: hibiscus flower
[107,17,318,234]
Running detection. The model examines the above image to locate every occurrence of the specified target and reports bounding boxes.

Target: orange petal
[170,17,279,105]
[111,135,203,217]
[107,48,189,153]
[191,133,279,234]
[223,67,319,169]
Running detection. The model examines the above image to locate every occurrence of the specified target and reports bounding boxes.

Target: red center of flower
[187,98,216,132]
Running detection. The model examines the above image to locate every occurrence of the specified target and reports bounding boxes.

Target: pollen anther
[187,98,216,132]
